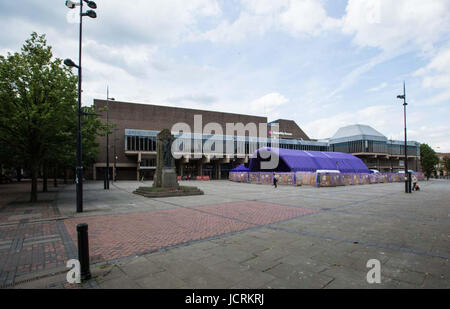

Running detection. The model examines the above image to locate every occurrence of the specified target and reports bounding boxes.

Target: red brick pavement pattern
[0,204,57,224]
[64,202,318,263]
[194,201,318,225]
[64,208,253,262]
[0,221,68,285]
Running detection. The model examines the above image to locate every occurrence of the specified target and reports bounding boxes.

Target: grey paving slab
[262,266,335,289]
[228,270,276,289]
[4,179,449,289]
[99,276,142,289]
[240,255,283,272]
[134,265,208,289]
[117,257,166,280]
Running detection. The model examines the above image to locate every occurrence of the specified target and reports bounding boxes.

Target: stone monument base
[133,185,204,198]
[159,168,179,188]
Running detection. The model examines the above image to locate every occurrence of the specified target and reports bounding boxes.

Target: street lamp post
[397,81,411,194]
[113,128,119,182]
[104,87,115,190]
[64,0,97,212]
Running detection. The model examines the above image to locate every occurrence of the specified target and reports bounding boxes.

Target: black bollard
[77,223,91,280]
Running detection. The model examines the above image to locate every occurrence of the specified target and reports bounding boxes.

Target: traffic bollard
[77,223,91,280]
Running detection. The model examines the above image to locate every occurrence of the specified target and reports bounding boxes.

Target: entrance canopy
[249,148,370,173]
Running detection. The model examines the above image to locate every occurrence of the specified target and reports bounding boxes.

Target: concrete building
[91,100,421,180]
[328,124,421,172]
[92,99,269,181]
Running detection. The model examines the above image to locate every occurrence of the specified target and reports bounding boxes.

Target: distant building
[329,124,421,173]
[91,100,421,180]
[436,153,450,177]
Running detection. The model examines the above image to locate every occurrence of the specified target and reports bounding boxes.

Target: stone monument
[133,129,204,198]
[153,129,179,188]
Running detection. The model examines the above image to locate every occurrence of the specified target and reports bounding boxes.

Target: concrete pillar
[137,153,141,181]
[177,160,184,177]
[214,161,221,180]
[197,160,203,177]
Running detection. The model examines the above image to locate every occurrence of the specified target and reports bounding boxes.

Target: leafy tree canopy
[0,32,109,201]
[420,143,439,179]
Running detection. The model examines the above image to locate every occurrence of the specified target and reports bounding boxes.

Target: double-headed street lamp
[64,0,97,212]
[104,87,115,190]
[397,81,412,194]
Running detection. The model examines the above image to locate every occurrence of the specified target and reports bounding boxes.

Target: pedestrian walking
[273,174,278,188]
[412,174,418,191]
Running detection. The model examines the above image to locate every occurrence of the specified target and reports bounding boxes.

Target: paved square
[1,179,449,288]
[64,201,318,262]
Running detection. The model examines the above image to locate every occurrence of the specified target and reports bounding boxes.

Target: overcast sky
[1,0,450,151]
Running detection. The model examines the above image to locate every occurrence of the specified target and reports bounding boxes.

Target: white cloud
[196,13,273,43]
[367,82,387,92]
[241,0,289,15]
[2,0,450,151]
[302,104,450,151]
[82,0,221,46]
[415,45,450,88]
[323,1,450,106]
[408,125,450,152]
[279,0,341,37]
[302,105,394,139]
[413,45,450,107]
[342,0,450,51]
[250,93,289,117]
[195,0,340,43]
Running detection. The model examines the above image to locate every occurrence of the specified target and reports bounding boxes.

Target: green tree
[420,144,439,180]
[444,157,450,177]
[0,33,108,201]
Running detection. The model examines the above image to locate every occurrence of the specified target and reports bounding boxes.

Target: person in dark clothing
[273,175,278,188]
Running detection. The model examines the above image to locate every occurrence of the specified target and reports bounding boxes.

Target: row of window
[140,158,156,167]
[388,144,419,156]
[125,135,419,156]
[331,140,388,154]
[125,135,328,154]
[331,141,419,155]
[126,136,157,152]
[278,143,328,151]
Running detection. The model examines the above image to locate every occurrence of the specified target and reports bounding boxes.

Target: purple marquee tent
[230,164,250,172]
[248,148,370,173]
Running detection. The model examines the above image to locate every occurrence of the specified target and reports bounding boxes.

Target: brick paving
[0,204,57,224]
[193,201,318,225]
[0,190,76,288]
[0,221,73,287]
[64,201,318,264]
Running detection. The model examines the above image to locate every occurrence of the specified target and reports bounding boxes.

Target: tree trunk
[63,168,68,184]
[42,163,48,192]
[30,167,38,202]
[16,167,22,182]
[53,166,58,187]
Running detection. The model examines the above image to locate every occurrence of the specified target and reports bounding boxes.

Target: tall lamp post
[104,87,115,190]
[64,0,97,212]
[113,128,119,182]
[397,81,411,193]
